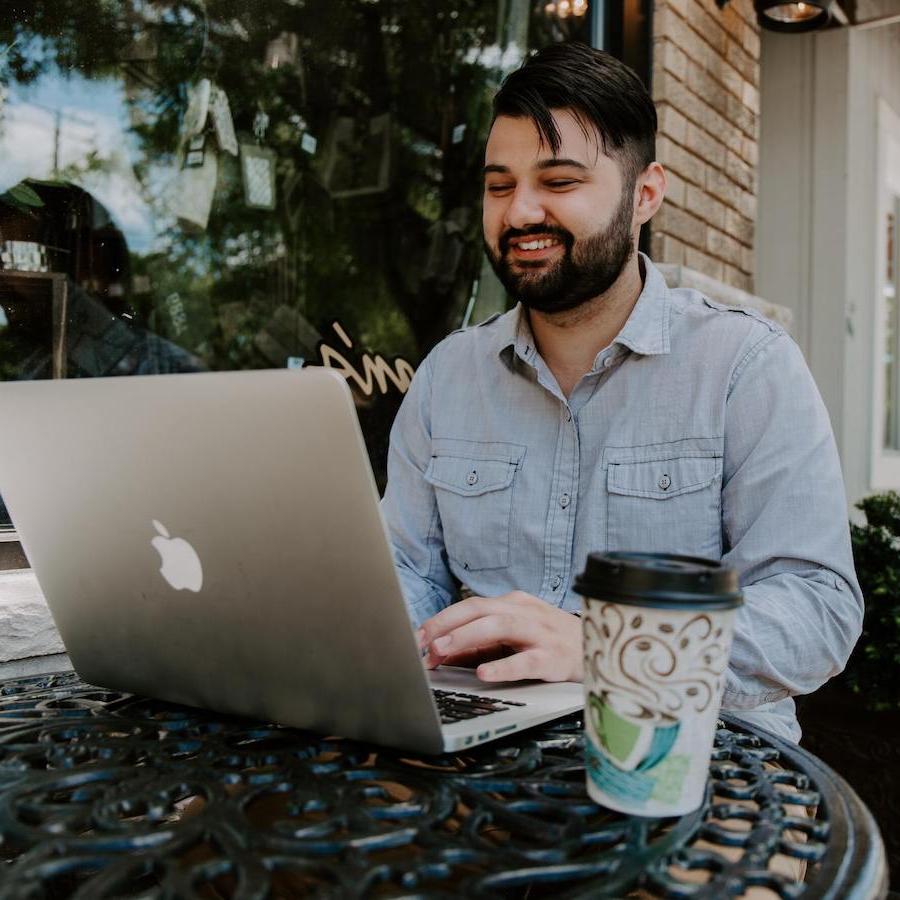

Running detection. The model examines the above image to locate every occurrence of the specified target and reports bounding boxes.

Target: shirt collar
[489,303,529,368]
[493,252,672,368]
[614,253,672,357]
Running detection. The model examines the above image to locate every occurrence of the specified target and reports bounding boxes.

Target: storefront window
[0,0,603,531]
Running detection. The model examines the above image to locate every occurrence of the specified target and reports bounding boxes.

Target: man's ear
[633,162,667,227]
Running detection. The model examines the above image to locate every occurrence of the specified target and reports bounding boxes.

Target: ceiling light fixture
[754,0,833,32]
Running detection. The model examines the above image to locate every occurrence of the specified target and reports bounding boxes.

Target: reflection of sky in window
[1,61,166,254]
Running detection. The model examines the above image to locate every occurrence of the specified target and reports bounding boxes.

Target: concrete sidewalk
[0,570,71,679]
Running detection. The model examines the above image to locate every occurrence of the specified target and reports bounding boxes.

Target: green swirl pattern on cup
[589,690,680,772]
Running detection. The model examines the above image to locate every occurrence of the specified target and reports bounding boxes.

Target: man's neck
[527,253,645,397]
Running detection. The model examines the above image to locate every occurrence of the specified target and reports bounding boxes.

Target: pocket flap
[425,455,518,497]
[607,456,719,499]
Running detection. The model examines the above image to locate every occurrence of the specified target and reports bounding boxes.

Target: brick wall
[650,0,760,293]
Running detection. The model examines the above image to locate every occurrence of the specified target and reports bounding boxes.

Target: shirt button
[559,493,570,508]
[551,575,561,590]
[466,470,478,486]
[658,473,671,490]
[603,357,613,368]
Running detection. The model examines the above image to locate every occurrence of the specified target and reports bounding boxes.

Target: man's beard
[484,182,636,315]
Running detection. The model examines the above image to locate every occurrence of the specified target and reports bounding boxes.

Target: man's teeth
[518,238,559,251]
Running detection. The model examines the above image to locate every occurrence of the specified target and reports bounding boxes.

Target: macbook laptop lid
[0,369,581,753]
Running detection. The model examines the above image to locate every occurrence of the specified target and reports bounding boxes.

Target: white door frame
[869,98,900,489]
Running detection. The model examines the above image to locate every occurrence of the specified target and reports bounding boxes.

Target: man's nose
[504,185,546,230]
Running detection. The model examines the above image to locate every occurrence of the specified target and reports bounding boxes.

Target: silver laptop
[0,368,582,753]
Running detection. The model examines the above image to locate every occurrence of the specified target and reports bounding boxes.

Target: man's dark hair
[492,43,657,180]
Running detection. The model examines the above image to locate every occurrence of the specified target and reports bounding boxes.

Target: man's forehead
[484,111,607,168]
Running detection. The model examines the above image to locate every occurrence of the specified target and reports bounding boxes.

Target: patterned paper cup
[574,553,742,817]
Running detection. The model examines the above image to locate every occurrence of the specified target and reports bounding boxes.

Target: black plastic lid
[573,552,742,610]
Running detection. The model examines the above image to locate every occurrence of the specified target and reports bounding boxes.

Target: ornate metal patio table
[0,671,888,899]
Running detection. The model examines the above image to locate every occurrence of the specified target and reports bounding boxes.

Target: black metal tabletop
[0,671,888,899]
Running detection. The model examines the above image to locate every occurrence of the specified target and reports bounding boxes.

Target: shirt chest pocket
[606,454,722,559]
[424,441,525,572]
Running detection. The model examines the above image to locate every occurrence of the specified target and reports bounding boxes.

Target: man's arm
[720,330,863,709]
[380,355,457,628]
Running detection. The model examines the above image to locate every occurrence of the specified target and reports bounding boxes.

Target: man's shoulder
[666,286,788,370]
[447,310,505,336]
[669,287,784,338]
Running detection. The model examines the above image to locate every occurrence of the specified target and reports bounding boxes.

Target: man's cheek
[482,212,498,243]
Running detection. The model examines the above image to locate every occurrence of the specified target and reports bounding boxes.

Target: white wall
[756,33,821,360]
[845,19,900,502]
[756,17,900,509]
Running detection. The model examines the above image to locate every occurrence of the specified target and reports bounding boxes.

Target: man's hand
[415,591,583,683]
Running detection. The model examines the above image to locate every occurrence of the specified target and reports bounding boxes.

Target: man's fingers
[418,592,540,648]
[430,613,535,660]
[422,640,506,670]
[416,592,557,674]
[437,644,510,669]
[476,649,547,683]
[418,598,502,647]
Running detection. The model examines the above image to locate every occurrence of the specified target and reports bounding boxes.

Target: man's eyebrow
[482,158,590,177]
[536,158,589,171]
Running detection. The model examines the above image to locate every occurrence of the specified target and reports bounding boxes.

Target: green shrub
[842,491,900,711]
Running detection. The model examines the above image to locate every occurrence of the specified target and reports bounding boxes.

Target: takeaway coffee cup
[574,552,743,817]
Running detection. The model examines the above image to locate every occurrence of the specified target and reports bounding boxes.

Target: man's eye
[486,184,513,194]
[546,179,577,189]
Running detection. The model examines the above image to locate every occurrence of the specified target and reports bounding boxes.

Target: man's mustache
[499,225,573,256]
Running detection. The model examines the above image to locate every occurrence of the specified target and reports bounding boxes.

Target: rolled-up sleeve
[720,330,863,709]
[380,355,456,628]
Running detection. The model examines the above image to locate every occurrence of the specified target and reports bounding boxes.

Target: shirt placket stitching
[525,350,570,599]
[559,401,580,608]
[545,401,579,602]
[560,413,581,605]
[539,405,568,599]
[563,368,608,607]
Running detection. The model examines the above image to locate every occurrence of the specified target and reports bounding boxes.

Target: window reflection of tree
[1,1,528,365]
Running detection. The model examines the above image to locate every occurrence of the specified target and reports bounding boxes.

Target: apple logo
[151,520,203,592]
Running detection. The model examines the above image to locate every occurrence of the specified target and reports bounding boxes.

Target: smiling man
[380,42,862,741]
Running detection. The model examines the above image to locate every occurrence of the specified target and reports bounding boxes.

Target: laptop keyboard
[432,689,527,724]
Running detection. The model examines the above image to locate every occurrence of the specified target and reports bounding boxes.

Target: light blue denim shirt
[380,254,863,742]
